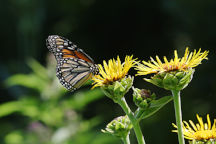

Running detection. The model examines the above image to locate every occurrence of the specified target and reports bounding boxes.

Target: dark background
[1,0,216,144]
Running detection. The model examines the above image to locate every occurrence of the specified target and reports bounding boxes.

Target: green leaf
[5,74,46,91]
[0,98,41,119]
[138,96,173,120]
[0,101,22,117]
[63,88,104,110]
[4,58,49,92]
[27,58,48,81]
[4,131,24,144]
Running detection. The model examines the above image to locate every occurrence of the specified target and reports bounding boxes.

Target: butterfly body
[46,35,98,91]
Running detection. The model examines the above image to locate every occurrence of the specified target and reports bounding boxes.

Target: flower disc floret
[92,55,137,88]
[136,48,208,76]
[172,114,216,141]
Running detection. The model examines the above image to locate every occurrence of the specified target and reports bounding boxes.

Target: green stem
[134,108,142,118]
[117,97,146,144]
[134,108,145,122]
[122,134,130,144]
[172,90,185,144]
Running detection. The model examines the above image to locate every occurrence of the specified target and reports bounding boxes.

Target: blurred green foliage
[1,56,119,144]
[1,0,216,143]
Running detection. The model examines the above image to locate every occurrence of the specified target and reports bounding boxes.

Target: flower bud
[132,87,156,109]
[145,69,194,91]
[101,76,134,102]
[189,139,216,144]
[101,116,132,138]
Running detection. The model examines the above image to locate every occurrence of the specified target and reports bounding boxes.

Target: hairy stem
[118,97,146,144]
[122,134,130,144]
[172,90,185,144]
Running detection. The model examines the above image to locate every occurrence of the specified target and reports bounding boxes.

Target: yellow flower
[92,55,137,88]
[172,114,216,141]
[136,47,208,76]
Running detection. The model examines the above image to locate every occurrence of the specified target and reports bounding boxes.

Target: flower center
[194,130,216,140]
[162,63,188,72]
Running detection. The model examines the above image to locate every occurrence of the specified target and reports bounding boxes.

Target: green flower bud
[101,76,134,102]
[101,116,132,138]
[189,139,216,144]
[132,87,156,109]
[145,69,194,91]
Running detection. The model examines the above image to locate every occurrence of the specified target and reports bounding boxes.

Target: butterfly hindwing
[56,58,96,91]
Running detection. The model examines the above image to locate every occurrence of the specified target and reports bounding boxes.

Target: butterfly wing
[56,58,96,91]
[46,35,98,91]
[46,35,94,63]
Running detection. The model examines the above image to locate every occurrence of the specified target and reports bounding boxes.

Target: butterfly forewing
[46,35,94,63]
[46,35,98,91]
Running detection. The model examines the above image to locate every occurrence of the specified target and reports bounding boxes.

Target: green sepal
[189,139,216,144]
[145,69,195,91]
[178,69,194,90]
[114,81,125,93]
[163,73,178,90]
[101,115,133,138]
[101,76,134,103]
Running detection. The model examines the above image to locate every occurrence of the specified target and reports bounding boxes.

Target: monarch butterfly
[46,35,98,91]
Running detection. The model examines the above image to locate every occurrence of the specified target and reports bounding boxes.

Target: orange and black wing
[56,58,97,91]
[46,35,98,91]
[46,35,94,63]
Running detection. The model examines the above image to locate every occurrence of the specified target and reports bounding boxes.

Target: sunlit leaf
[138,96,173,120]
[0,101,22,117]
[0,98,40,119]
[27,58,48,81]
[5,74,46,91]
[4,131,24,144]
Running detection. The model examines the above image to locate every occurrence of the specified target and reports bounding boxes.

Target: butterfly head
[91,64,99,75]
[46,35,58,53]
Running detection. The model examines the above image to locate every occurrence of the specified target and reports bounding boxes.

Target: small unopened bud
[140,89,151,99]
[101,116,132,138]
[132,87,156,109]
[189,139,216,144]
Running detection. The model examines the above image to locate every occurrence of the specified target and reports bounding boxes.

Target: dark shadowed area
[0,0,216,143]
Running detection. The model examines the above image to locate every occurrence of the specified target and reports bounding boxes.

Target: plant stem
[122,134,130,144]
[172,90,185,144]
[117,97,146,144]
[134,108,146,122]
[134,108,143,118]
